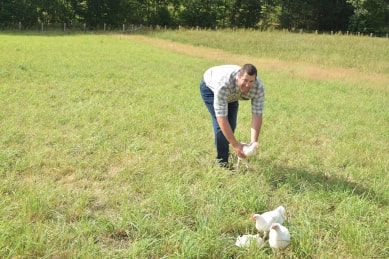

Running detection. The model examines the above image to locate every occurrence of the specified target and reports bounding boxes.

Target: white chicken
[269,223,290,250]
[251,206,286,238]
[237,142,259,170]
[235,234,265,248]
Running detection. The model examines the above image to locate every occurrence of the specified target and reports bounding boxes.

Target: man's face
[237,72,256,93]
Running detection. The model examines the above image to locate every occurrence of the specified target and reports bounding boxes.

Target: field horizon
[0,31,388,258]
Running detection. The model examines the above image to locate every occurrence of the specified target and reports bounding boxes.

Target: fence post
[41,23,44,32]
[19,22,22,30]
[104,23,106,32]
[122,24,125,32]
[84,23,86,32]
[64,23,66,32]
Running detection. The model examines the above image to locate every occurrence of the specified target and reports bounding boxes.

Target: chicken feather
[251,206,286,238]
[269,223,290,250]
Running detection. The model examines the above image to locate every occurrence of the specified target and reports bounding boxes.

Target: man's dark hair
[240,64,257,77]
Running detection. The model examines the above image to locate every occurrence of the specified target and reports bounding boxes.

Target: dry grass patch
[118,34,389,90]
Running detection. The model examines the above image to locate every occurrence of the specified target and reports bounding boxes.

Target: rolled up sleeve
[251,82,265,115]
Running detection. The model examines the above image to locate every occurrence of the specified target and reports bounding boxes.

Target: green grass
[0,32,388,258]
[149,29,389,75]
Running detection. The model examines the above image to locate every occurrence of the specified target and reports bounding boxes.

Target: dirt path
[116,34,388,88]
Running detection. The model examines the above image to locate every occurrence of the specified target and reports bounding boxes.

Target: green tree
[0,0,388,33]
[78,0,122,27]
[230,0,262,28]
[278,0,354,31]
[278,0,303,30]
[314,0,353,31]
[179,0,220,28]
[36,0,74,24]
[141,0,173,26]
[0,0,15,27]
[347,0,388,33]
[260,0,282,30]
[0,0,39,28]
[117,0,144,25]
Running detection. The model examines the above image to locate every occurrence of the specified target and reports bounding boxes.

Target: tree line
[1,0,388,33]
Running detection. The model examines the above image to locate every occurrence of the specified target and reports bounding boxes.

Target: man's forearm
[251,115,262,143]
[216,116,239,146]
[217,116,248,158]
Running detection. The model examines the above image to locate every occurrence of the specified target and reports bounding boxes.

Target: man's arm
[251,114,262,143]
[216,116,246,158]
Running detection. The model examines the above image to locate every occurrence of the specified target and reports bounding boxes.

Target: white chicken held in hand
[269,223,290,250]
[251,206,286,238]
[243,142,258,156]
[237,142,259,170]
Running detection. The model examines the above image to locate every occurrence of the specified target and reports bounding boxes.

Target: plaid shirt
[203,65,265,117]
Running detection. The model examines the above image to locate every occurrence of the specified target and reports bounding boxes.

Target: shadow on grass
[260,160,388,207]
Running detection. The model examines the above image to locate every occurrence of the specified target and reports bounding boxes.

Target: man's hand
[232,142,246,159]
[216,116,249,159]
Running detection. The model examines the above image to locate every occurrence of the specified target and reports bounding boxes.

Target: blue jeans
[200,80,239,165]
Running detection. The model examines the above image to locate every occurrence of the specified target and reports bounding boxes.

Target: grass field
[0,31,388,258]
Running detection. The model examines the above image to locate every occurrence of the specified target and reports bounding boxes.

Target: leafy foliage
[0,1,388,32]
